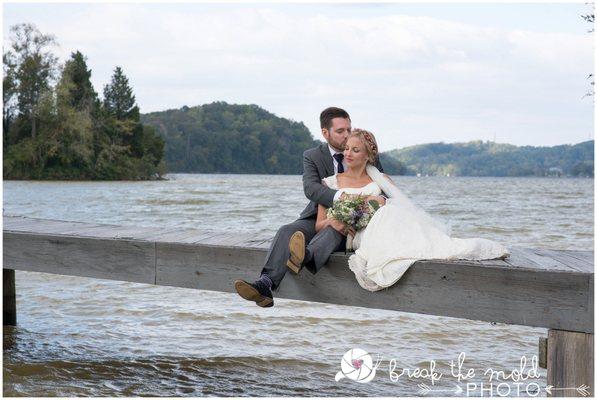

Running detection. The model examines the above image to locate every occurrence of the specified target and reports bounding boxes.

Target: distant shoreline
[3,172,593,182]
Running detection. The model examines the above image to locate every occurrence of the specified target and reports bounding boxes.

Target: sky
[3,2,595,151]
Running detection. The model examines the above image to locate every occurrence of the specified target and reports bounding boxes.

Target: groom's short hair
[320,107,350,130]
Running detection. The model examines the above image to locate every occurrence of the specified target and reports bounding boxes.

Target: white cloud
[3,3,593,150]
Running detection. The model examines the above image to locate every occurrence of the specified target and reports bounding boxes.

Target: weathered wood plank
[62,224,167,240]
[220,233,270,247]
[3,232,156,284]
[536,249,593,273]
[156,242,267,289]
[67,225,154,239]
[3,216,594,333]
[547,329,594,397]
[245,238,274,249]
[233,235,274,249]
[479,258,521,270]
[517,247,581,272]
[138,228,210,243]
[4,218,86,234]
[155,242,593,333]
[539,337,548,369]
[49,223,121,236]
[3,216,57,231]
[3,216,159,240]
[56,223,156,237]
[128,227,187,241]
[506,247,580,273]
[560,249,594,264]
[195,232,255,246]
[168,230,220,244]
[503,247,541,268]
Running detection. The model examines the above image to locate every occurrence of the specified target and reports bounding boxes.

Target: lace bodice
[323,175,382,196]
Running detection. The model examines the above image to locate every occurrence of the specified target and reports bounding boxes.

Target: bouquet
[327,194,381,251]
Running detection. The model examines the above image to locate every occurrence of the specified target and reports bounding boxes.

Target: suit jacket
[298,142,384,220]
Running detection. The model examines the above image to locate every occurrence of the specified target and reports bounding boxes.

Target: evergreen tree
[103,66,139,121]
[59,51,98,112]
[96,66,165,178]
[49,51,97,176]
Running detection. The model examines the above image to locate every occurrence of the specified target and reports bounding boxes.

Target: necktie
[333,153,344,173]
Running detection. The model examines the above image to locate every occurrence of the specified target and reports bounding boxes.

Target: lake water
[2,174,594,397]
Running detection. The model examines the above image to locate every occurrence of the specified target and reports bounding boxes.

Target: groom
[234,107,385,307]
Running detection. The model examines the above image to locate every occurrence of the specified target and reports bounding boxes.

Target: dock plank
[3,231,155,284]
[233,235,274,249]
[4,218,91,234]
[3,216,594,333]
[55,224,152,239]
[195,232,256,246]
[140,228,212,243]
[536,249,593,273]
[4,216,60,231]
[505,247,579,273]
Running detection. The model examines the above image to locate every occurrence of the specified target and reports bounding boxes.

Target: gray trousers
[260,217,345,291]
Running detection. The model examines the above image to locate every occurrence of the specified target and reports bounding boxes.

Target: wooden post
[3,269,16,326]
[547,329,594,397]
[539,336,548,369]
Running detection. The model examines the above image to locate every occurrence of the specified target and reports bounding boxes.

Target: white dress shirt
[328,144,347,202]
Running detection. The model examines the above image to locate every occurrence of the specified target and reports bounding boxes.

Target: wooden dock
[3,215,594,396]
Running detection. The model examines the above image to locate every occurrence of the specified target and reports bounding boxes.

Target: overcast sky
[3,2,594,151]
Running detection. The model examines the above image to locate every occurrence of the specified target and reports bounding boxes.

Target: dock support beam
[547,329,594,397]
[3,269,16,326]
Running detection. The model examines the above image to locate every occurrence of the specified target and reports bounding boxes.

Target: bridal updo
[348,128,379,164]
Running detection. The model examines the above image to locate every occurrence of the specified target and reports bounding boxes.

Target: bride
[324,128,510,292]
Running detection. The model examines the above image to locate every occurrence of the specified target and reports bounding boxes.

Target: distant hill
[141,102,320,174]
[384,140,594,177]
[142,102,593,177]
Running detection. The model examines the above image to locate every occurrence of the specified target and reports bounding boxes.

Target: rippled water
[3,174,594,397]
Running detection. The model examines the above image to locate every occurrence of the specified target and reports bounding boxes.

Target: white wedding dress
[323,165,510,292]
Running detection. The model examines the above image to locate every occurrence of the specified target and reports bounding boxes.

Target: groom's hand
[366,195,386,207]
[329,219,349,236]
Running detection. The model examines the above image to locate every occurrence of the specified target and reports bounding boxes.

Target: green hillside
[141,102,320,174]
[385,140,594,177]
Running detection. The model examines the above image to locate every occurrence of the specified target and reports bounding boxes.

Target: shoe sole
[287,231,305,274]
[234,280,273,308]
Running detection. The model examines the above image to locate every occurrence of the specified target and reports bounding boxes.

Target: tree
[50,51,98,175]
[58,51,98,112]
[5,23,58,139]
[103,66,139,121]
[3,51,18,147]
[582,6,594,98]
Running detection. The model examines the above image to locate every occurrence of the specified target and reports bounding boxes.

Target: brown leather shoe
[234,279,273,307]
[286,231,305,274]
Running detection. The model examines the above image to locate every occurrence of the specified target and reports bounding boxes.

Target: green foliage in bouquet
[327,194,380,231]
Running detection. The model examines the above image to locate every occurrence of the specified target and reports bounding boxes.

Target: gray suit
[260,142,384,291]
